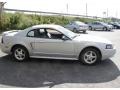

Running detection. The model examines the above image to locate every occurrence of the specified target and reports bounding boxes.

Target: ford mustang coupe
[0,25,116,65]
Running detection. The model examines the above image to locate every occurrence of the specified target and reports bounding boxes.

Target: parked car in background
[108,22,120,29]
[107,22,116,29]
[88,21,113,31]
[0,25,116,65]
[64,21,88,33]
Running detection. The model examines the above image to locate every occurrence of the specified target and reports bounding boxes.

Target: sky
[1,0,120,18]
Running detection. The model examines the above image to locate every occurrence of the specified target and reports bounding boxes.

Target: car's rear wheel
[79,48,101,65]
[83,30,86,33]
[12,46,29,61]
[89,26,92,30]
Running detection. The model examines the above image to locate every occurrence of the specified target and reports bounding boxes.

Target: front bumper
[101,48,116,60]
[108,27,113,30]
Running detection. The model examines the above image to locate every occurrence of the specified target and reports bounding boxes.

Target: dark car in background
[108,22,120,29]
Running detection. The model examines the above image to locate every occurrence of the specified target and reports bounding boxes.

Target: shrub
[0,12,104,32]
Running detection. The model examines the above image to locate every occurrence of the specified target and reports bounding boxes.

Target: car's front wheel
[103,27,108,31]
[79,48,101,65]
[83,30,86,33]
[12,46,29,61]
[73,28,78,33]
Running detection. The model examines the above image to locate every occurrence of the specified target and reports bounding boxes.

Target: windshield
[100,22,109,26]
[58,26,77,39]
[114,22,120,25]
[75,21,85,25]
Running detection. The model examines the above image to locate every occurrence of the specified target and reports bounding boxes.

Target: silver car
[65,21,88,33]
[0,25,116,65]
[88,21,113,31]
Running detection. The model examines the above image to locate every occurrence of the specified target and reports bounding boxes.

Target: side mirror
[62,36,69,41]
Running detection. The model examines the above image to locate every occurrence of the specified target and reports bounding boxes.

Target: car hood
[73,34,112,44]
[107,25,113,27]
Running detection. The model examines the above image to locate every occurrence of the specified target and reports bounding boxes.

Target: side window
[94,22,97,25]
[27,29,49,38]
[27,30,34,37]
[34,28,49,38]
[46,28,63,40]
[96,22,99,25]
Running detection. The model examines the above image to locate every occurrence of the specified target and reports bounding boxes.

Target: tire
[79,48,101,65]
[103,27,108,31]
[73,28,78,33]
[114,26,117,29]
[12,46,29,61]
[83,30,86,33]
[89,26,92,30]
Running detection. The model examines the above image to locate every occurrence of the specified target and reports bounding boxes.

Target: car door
[93,22,101,29]
[92,22,98,29]
[97,22,104,29]
[32,28,75,59]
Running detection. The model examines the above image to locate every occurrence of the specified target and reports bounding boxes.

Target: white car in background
[65,21,88,33]
[0,25,116,65]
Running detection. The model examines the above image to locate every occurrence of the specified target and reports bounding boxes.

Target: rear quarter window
[27,30,35,37]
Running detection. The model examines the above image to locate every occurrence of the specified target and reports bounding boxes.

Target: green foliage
[0,12,101,31]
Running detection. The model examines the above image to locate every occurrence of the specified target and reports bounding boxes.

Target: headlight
[106,44,113,49]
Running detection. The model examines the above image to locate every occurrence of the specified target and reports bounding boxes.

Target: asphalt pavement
[0,29,120,88]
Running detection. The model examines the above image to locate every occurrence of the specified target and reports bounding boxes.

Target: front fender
[74,41,105,59]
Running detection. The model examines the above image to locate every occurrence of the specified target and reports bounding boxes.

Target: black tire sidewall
[103,27,107,31]
[89,26,92,30]
[83,30,86,33]
[79,48,101,65]
[73,28,78,33]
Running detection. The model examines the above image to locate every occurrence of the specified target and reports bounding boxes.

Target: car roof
[17,24,64,36]
[24,24,69,35]
[32,24,62,29]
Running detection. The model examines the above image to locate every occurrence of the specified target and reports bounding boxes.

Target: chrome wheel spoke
[14,48,25,61]
[89,51,93,56]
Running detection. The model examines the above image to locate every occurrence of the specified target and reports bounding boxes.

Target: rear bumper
[0,43,11,54]
[78,27,88,31]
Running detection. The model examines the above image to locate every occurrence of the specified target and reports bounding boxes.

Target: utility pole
[107,8,108,18]
[0,2,6,30]
[103,11,106,18]
[86,3,88,16]
[66,3,68,13]
[116,11,118,18]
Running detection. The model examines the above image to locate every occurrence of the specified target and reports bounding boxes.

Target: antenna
[86,3,88,16]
